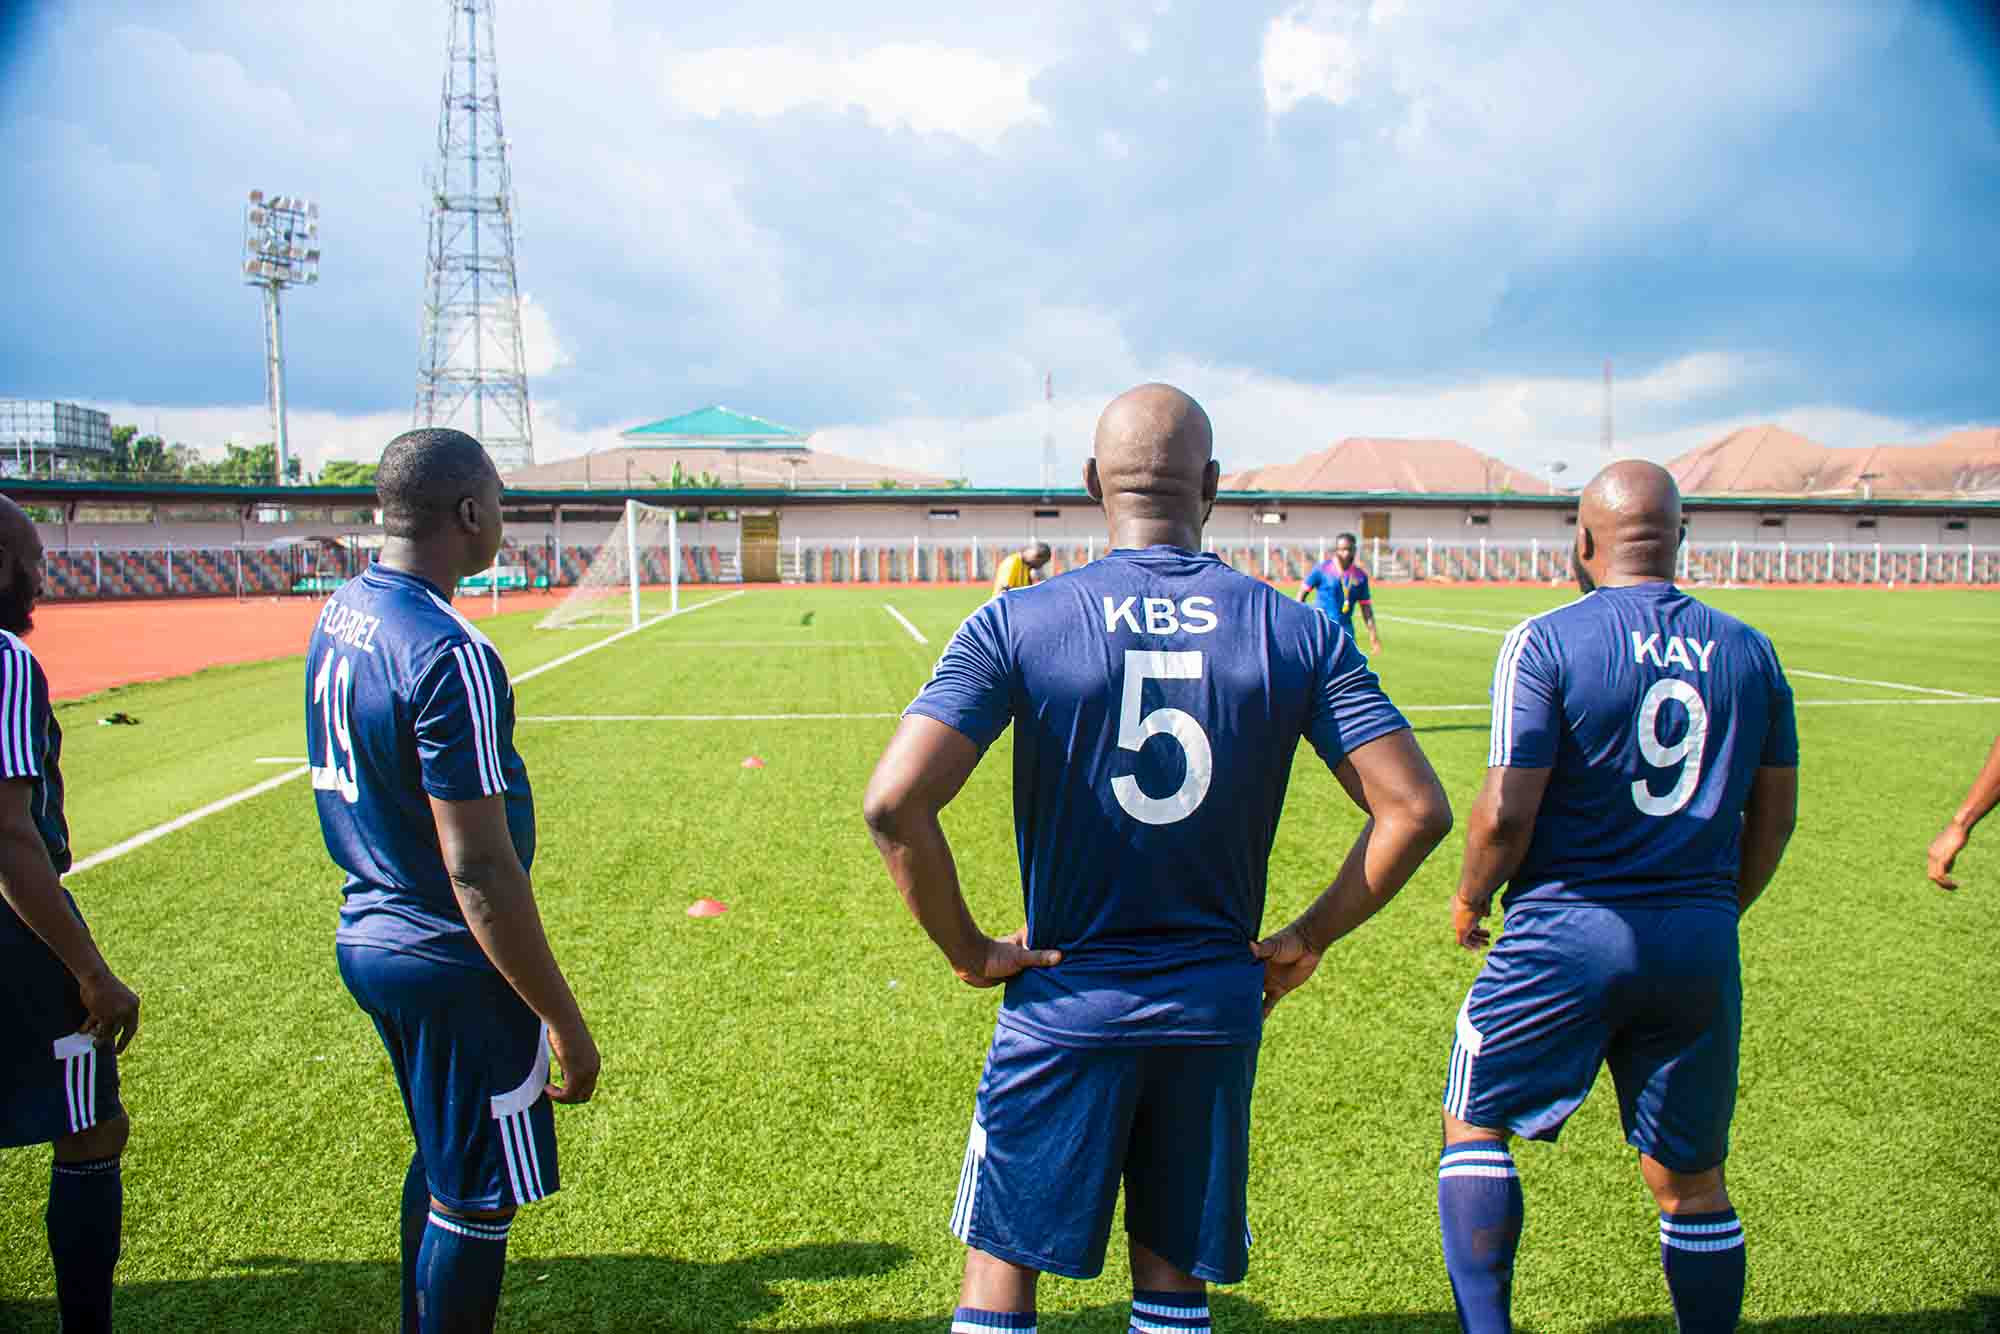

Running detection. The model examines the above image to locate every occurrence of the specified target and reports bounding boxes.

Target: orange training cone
[686,899,728,918]
[741,756,765,769]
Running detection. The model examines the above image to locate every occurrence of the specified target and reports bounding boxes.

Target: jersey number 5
[1631,678,1707,817]
[1111,650,1213,826]
[312,649,360,804]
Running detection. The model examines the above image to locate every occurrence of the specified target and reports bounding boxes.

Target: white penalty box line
[882,604,929,644]
[1376,612,1988,701]
[67,590,748,879]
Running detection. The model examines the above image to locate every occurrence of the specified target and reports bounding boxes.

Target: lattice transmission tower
[414,0,534,472]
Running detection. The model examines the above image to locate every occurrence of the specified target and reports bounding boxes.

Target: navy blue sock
[400,1155,429,1333]
[1659,1208,1745,1333]
[1131,1287,1210,1332]
[950,1308,1037,1332]
[1438,1141,1522,1334]
[47,1155,122,1334]
[417,1209,511,1333]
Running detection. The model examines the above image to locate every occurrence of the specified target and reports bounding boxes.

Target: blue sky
[1,0,1995,483]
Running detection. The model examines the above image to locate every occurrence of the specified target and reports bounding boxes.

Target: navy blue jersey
[1303,560,1371,629]
[307,564,534,970]
[1489,583,1797,910]
[0,630,72,950]
[906,545,1409,1046]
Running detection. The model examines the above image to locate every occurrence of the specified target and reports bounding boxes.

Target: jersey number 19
[312,649,360,804]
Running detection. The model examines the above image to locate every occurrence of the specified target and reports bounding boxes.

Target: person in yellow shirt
[992,542,1051,597]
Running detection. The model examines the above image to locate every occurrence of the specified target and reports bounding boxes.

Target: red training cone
[741,756,766,769]
[686,898,729,918]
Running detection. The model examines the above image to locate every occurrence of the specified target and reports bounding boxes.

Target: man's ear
[1202,458,1220,504]
[1577,525,1595,561]
[457,495,482,533]
[1083,458,1103,502]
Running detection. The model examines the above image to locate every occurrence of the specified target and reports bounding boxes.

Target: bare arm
[0,780,139,1050]
[430,794,597,1103]
[1452,766,1553,950]
[1738,766,1797,912]
[1929,734,2000,890]
[1253,728,1453,1014]
[1359,600,1382,648]
[863,714,1061,986]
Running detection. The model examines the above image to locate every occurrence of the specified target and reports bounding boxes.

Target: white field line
[255,757,307,764]
[513,591,744,685]
[882,604,928,644]
[1785,668,1982,699]
[67,766,312,876]
[66,592,746,879]
[1377,612,1985,701]
[649,640,890,649]
[1377,613,1507,636]
[518,695,2000,727]
[521,712,901,723]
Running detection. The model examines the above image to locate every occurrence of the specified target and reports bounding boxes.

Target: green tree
[318,459,379,488]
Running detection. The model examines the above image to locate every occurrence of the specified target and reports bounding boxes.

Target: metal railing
[38,534,2000,601]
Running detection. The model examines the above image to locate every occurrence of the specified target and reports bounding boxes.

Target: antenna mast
[414,0,534,472]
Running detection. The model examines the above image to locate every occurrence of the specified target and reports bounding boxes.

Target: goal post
[537,499,680,631]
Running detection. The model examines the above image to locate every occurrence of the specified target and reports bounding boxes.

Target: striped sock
[950,1308,1036,1333]
[418,1209,512,1333]
[1131,1288,1210,1333]
[1437,1141,1522,1334]
[1659,1208,1745,1333]
[47,1155,122,1334]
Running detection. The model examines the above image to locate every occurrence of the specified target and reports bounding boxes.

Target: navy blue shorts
[1442,903,1741,1173]
[0,937,122,1149]
[951,1022,1257,1283]
[338,943,558,1212]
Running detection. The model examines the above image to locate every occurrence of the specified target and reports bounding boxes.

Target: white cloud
[517,294,571,379]
[1261,5,1366,117]
[664,41,1049,150]
[1097,129,1132,160]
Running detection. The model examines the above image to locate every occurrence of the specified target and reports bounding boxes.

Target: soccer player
[1927,733,2000,889]
[991,541,1051,596]
[864,384,1451,1334]
[1438,461,1798,1334]
[308,429,599,1333]
[0,495,140,1334]
[1299,532,1381,654]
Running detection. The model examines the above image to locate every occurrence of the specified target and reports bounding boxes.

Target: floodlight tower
[242,191,320,485]
[413,0,535,473]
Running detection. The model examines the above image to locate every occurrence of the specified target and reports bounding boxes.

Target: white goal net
[536,499,680,630]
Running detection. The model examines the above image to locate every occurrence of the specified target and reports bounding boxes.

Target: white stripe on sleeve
[451,646,499,795]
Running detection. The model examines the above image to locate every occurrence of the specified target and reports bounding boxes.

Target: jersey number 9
[312,649,360,804]
[1112,650,1213,826]
[1631,678,1707,817]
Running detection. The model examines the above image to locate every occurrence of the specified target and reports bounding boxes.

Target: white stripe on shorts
[949,1120,987,1242]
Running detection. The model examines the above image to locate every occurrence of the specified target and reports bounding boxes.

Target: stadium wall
[12,481,2000,598]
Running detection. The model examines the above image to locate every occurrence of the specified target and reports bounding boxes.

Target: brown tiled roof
[1668,425,2000,498]
[1221,437,1547,493]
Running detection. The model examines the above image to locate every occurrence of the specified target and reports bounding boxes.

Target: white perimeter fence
[708,535,2000,588]
[40,534,2000,598]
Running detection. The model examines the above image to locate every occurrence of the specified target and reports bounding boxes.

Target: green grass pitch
[1,583,1996,1331]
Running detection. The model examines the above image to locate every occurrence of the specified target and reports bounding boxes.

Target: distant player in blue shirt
[864,385,1452,1334]
[309,430,600,1334]
[1438,461,1798,1334]
[1300,533,1381,654]
[0,496,141,1334]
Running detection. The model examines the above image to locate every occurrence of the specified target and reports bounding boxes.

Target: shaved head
[1575,459,1684,589]
[1087,384,1218,549]
[1023,541,1051,568]
[0,494,44,633]
[377,428,500,541]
